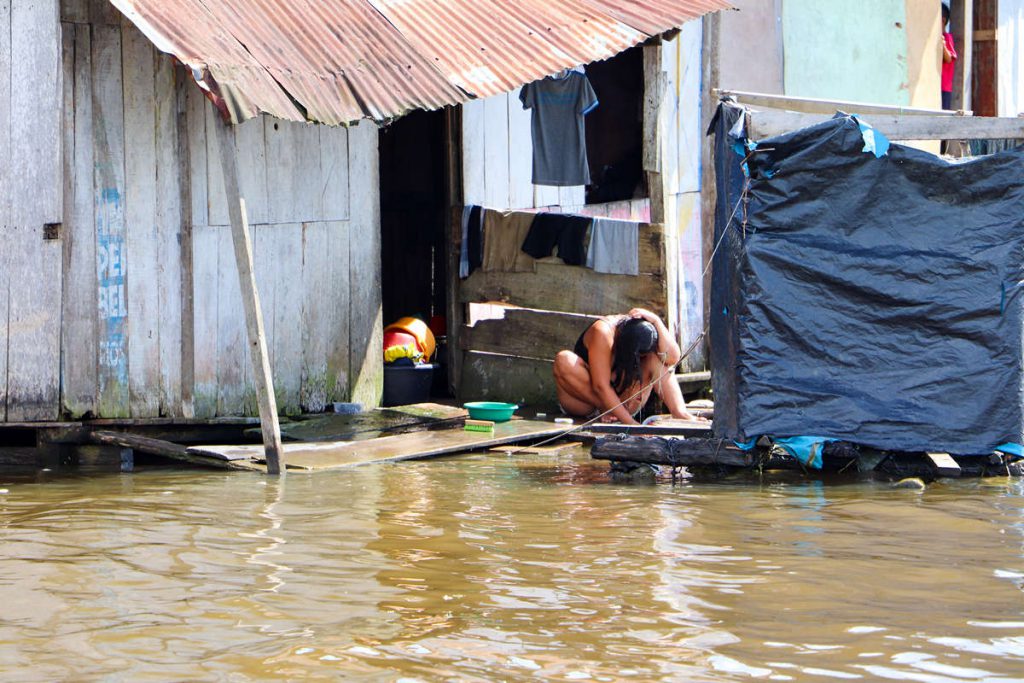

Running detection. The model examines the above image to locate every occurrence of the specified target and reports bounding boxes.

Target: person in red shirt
[941,3,958,110]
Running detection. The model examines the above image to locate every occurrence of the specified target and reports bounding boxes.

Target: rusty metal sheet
[110,0,730,125]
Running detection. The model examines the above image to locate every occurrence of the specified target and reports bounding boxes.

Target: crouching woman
[552,308,701,425]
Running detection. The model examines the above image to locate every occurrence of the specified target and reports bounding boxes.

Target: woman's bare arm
[585,321,641,425]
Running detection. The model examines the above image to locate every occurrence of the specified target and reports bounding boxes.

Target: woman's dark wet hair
[611,318,659,394]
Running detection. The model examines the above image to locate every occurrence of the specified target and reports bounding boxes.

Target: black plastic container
[382,363,437,407]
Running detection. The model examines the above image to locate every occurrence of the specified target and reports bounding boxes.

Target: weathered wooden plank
[208,115,267,225]
[319,125,350,221]
[250,221,274,412]
[300,221,330,412]
[155,53,183,416]
[175,66,196,417]
[61,21,98,417]
[0,0,11,419]
[265,119,322,223]
[270,223,303,415]
[643,44,666,174]
[212,115,283,473]
[191,224,219,417]
[325,220,351,403]
[6,0,63,421]
[348,121,382,407]
[461,308,598,359]
[190,419,567,471]
[216,224,247,415]
[61,0,88,22]
[748,107,1024,141]
[592,435,752,467]
[91,22,129,417]
[718,88,955,118]
[122,21,161,417]
[89,430,261,470]
[533,183,560,209]
[507,87,535,210]
[461,99,486,206]
[483,93,510,209]
[185,79,208,228]
[460,262,667,318]
[673,22,703,195]
[460,353,557,408]
[88,0,120,25]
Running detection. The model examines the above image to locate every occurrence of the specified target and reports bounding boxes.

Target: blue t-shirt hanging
[520,70,599,187]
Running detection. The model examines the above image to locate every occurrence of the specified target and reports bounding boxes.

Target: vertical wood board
[347,121,382,406]
[6,0,63,420]
[461,99,486,206]
[122,21,161,416]
[191,224,219,417]
[91,22,129,417]
[62,22,99,417]
[155,53,183,416]
[507,87,535,209]
[319,125,350,221]
[482,93,510,209]
[300,221,330,412]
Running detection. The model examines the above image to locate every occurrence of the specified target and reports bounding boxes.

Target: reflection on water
[0,452,1022,681]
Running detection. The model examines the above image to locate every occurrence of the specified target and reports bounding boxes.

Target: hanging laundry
[585,217,640,276]
[481,210,536,273]
[459,205,485,278]
[521,213,591,266]
[519,70,598,187]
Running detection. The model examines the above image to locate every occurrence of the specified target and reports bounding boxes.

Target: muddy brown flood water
[0,449,1022,681]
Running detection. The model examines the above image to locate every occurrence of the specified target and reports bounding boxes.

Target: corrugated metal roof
[110,0,730,125]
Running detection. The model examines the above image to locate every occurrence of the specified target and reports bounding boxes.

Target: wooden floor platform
[189,419,568,471]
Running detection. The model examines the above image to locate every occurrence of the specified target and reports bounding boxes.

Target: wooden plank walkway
[188,419,568,471]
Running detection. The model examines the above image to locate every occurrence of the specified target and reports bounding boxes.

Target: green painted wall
[782,0,910,105]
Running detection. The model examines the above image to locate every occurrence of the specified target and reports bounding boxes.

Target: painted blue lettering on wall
[96,187,128,383]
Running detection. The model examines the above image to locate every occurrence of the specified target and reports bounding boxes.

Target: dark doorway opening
[378,108,450,396]
[379,108,448,326]
[585,45,646,205]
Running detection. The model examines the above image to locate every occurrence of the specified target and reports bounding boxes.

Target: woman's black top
[574,324,594,364]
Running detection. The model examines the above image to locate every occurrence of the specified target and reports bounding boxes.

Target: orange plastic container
[384,317,436,362]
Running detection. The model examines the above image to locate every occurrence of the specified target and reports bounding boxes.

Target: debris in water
[893,478,926,491]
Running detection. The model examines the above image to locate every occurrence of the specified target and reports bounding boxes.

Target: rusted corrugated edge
[109,0,731,126]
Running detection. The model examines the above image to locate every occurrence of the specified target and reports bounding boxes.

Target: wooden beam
[460,262,667,318]
[748,108,1024,141]
[213,115,284,475]
[591,435,752,467]
[716,89,961,117]
[88,430,260,471]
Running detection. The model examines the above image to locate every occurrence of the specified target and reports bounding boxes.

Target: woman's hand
[628,307,658,323]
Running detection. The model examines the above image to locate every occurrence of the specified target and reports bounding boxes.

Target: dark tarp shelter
[710,102,1024,455]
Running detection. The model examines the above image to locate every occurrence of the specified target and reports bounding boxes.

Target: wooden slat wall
[3,4,379,422]
[5,0,63,421]
[462,90,586,211]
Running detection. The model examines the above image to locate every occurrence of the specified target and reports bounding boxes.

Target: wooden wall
[0,0,63,422]
[0,0,382,422]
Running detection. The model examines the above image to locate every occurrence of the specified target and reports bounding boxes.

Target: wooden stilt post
[214,115,284,474]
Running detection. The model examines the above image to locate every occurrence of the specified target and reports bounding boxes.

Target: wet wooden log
[88,431,260,471]
[591,435,753,467]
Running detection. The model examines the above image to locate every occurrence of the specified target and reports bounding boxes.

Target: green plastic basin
[463,401,518,422]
